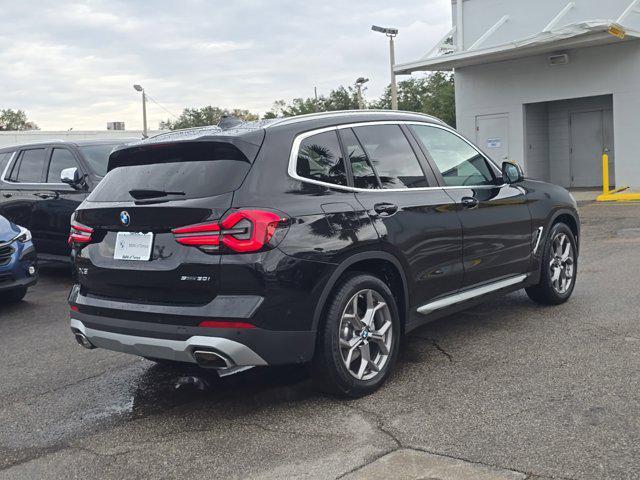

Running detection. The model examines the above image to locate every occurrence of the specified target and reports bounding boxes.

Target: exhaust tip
[193,350,232,369]
[74,332,95,350]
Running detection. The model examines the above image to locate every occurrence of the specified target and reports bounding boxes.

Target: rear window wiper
[128,189,186,200]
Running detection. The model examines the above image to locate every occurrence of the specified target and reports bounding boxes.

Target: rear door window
[10,148,47,183]
[411,125,496,187]
[339,128,379,189]
[352,125,428,189]
[47,148,79,183]
[296,130,347,186]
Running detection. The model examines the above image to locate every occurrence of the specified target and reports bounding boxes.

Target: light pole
[133,84,148,138]
[371,25,399,110]
[355,77,369,109]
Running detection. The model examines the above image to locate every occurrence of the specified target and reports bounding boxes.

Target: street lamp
[133,84,148,138]
[355,77,369,109]
[371,25,399,110]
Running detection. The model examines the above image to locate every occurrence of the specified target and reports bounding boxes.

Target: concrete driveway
[1,202,638,480]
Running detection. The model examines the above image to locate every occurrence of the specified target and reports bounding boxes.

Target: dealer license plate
[113,232,154,261]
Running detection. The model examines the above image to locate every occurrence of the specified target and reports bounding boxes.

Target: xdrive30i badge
[120,211,130,226]
[180,276,211,282]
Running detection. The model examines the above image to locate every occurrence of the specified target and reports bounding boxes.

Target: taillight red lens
[220,210,283,253]
[172,209,287,254]
[68,222,93,245]
[172,223,220,247]
[198,320,256,329]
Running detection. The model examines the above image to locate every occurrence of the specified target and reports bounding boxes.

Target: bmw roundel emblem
[120,211,130,226]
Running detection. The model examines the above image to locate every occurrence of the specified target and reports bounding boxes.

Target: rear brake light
[199,320,256,329]
[68,222,93,245]
[172,209,287,254]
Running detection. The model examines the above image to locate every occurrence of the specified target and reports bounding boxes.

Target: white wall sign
[487,137,502,148]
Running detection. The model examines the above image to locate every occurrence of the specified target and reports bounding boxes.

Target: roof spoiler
[107,130,265,172]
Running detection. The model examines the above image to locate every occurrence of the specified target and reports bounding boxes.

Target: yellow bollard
[602,153,609,195]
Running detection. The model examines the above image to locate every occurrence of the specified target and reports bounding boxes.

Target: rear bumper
[71,318,268,373]
[69,310,316,368]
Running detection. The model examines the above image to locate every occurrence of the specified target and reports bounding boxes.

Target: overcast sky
[0,0,451,130]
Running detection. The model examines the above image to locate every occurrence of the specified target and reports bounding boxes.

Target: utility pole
[314,86,319,112]
[133,84,148,138]
[372,25,399,110]
[355,77,369,109]
[389,35,398,110]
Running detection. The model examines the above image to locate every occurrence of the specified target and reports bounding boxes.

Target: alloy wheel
[549,232,574,294]
[338,289,393,381]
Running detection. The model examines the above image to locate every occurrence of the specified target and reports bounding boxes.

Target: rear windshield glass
[88,143,251,202]
[78,144,122,177]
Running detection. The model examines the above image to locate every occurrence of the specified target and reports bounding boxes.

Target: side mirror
[61,167,83,189]
[502,161,524,184]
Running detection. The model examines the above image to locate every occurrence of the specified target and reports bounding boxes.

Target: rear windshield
[88,142,251,202]
[78,144,122,177]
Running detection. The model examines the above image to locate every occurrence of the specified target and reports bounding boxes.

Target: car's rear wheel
[312,273,400,397]
[1,287,27,304]
[526,222,577,305]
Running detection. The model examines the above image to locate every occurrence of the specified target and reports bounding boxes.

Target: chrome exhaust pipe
[193,349,232,369]
[74,332,95,350]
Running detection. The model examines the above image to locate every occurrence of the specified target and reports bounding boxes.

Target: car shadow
[125,291,534,417]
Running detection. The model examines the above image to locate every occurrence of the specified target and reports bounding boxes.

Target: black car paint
[68,112,579,366]
[0,141,132,260]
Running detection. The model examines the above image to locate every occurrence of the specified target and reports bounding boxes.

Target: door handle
[373,202,398,216]
[34,193,53,199]
[461,196,479,209]
[2,193,12,198]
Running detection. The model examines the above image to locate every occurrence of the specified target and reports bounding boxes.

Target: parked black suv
[68,111,579,396]
[0,139,134,261]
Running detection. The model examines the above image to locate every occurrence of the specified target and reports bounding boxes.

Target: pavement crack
[431,339,454,363]
[334,446,400,479]
[411,334,454,363]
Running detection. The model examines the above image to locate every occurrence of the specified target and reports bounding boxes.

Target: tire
[526,222,577,305]
[312,273,401,397]
[1,287,27,304]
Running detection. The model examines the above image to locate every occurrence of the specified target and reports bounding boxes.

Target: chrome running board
[417,274,528,315]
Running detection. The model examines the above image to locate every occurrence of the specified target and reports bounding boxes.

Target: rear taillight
[68,222,93,245]
[199,320,256,329]
[172,209,287,254]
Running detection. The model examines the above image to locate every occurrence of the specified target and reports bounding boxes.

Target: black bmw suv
[68,111,579,397]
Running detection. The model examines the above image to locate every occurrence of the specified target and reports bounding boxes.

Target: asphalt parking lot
[1,202,639,480]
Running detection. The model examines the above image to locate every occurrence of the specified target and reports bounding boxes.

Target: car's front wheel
[526,222,577,305]
[313,273,400,397]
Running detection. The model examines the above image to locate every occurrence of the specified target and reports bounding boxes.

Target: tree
[263,73,455,126]
[264,86,360,118]
[371,72,456,127]
[160,106,259,130]
[0,109,39,131]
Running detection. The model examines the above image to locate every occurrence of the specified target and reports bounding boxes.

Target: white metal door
[570,110,604,188]
[476,114,509,164]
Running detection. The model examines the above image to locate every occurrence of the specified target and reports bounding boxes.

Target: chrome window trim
[417,274,528,315]
[287,120,505,193]
[1,149,76,187]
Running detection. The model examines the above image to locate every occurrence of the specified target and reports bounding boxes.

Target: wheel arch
[547,208,580,251]
[312,251,410,334]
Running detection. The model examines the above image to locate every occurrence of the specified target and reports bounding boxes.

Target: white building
[397,0,640,189]
[0,130,164,149]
